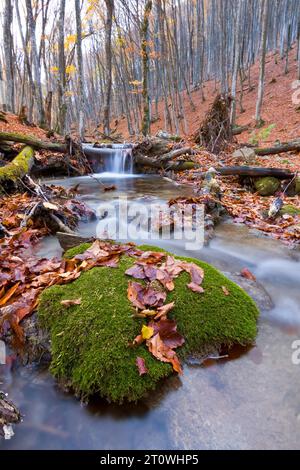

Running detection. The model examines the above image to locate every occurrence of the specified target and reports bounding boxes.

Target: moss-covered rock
[38,244,259,403]
[280,204,300,216]
[255,177,280,196]
[295,177,300,195]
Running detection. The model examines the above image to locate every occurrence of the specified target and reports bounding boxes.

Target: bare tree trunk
[255,0,269,126]
[25,0,45,128]
[57,0,67,135]
[231,0,243,125]
[75,0,86,140]
[141,1,153,136]
[103,0,114,137]
[3,0,15,112]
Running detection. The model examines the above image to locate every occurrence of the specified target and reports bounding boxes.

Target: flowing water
[82,143,134,175]
[1,166,300,450]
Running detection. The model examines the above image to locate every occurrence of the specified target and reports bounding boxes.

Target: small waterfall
[82,143,134,175]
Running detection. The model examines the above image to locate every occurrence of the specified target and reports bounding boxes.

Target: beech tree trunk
[255,0,269,125]
[103,0,114,137]
[141,1,153,136]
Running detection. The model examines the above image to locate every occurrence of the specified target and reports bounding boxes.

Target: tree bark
[3,0,15,113]
[75,0,86,140]
[57,0,67,135]
[103,0,114,137]
[255,0,269,125]
[141,1,153,136]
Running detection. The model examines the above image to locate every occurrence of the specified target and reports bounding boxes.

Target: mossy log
[38,243,259,403]
[0,146,34,185]
[0,131,66,153]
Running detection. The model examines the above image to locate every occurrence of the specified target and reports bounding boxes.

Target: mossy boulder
[0,146,34,184]
[38,244,259,403]
[255,177,280,196]
[280,204,300,216]
[295,177,300,195]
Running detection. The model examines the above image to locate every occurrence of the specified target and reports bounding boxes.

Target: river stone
[224,272,274,311]
[255,177,280,196]
[233,147,256,164]
[37,243,259,403]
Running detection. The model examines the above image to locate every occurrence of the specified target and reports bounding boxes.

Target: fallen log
[255,141,300,156]
[0,146,34,186]
[0,131,66,153]
[193,166,293,180]
[232,125,249,135]
[0,391,21,435]
[157,147,193,163]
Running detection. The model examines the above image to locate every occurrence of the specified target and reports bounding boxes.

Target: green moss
[255,177,280,196]
[280,204,300,216]
[39,243,259,403]
[0,146,34,183]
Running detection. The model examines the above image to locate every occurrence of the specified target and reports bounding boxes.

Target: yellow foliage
[65,34,77,49]
[129,80,143,87]
[141,325,154,340]
[66,64,77,75]
[50,66,59,73]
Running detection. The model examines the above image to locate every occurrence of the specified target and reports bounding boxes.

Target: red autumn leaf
[74,240,109,261]
[187,282,204,293]
[136,357,148,376]
[149,319,185,349]
[154,301,175,320]
[147,333,183,374]
[125,264,147,279]
[127,281,146,309]
[143,286,166,307]
[241,268,256,281]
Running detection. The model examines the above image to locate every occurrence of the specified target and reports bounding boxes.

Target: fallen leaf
[241,268,256,281]
[187,282,205,293]
[147,333,183,374]
[154,301,175,320]
[136,357,148,375]
[0,283,20,306]
[43,202,59,211]
[141,325,154,340]
[127,281,146,309]
[60,298,82,307]
[221,286,230,296]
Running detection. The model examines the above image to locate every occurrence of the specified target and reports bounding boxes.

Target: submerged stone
[38,244,259,403]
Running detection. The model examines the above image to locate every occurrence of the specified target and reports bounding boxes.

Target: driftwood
[0,146,34,186]
[255,140,300,156]
[0,131,66,153]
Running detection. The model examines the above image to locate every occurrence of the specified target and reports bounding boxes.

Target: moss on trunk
[0,145,34,185]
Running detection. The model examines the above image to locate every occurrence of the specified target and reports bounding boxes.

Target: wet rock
[0,391,21,438]
[280,204,300,216]
[233,147,256,164]
[255,177,280,196]
[224,272,274,311]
